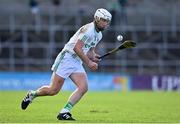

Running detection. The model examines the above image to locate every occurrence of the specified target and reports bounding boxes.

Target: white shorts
[51,50,86,79]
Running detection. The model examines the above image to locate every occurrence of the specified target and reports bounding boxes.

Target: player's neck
[94,21,100,33]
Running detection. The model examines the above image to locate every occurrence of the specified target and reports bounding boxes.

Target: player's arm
[73,40,98,71]
[87,47,101,63]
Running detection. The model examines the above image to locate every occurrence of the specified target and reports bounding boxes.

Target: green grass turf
[0,91,180,123]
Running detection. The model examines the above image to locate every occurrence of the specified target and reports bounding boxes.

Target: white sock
[60,108,70,113]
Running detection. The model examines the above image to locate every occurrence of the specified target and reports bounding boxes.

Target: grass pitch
[0,91,180,123]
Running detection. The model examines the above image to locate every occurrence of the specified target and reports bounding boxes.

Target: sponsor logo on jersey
[85,44,91,48]
[91,42,95,46]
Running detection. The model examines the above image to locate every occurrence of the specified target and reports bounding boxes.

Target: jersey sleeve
[79,34,89,42]
[77,25,91,42]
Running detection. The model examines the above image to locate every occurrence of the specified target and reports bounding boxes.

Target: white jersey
[51,22,103,78]
[63,22,102,55]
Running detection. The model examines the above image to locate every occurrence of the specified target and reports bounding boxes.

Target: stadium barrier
[0,72,179,91]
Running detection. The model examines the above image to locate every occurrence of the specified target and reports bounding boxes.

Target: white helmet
[94,8,112,22]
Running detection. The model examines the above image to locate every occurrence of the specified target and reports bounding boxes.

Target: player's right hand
[92,54,101,63]
[87,61,98,71]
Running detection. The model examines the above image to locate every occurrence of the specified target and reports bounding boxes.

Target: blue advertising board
[0,72,131,91]
[1,72,179,91]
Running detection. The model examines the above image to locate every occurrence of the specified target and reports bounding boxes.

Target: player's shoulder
[79,22,94,34]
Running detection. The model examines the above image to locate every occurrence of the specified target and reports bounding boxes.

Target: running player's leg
[68,73,88,105]
[21,72,65,110]
[35,72,65,96]
[57,73,88,120]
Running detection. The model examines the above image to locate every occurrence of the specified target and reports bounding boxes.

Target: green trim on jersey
[80,35,88,42]
[53,51,66,72]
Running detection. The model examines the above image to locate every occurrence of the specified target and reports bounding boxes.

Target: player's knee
[83,87,88,94]
[49,88,59,96]
[79,85,88,95]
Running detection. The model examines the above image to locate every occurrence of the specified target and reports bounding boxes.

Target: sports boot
[21,91,35,110]
[57,112,75,121]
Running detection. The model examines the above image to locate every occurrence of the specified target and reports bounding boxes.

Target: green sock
[64,102,73,111]
[31,90,37,98]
